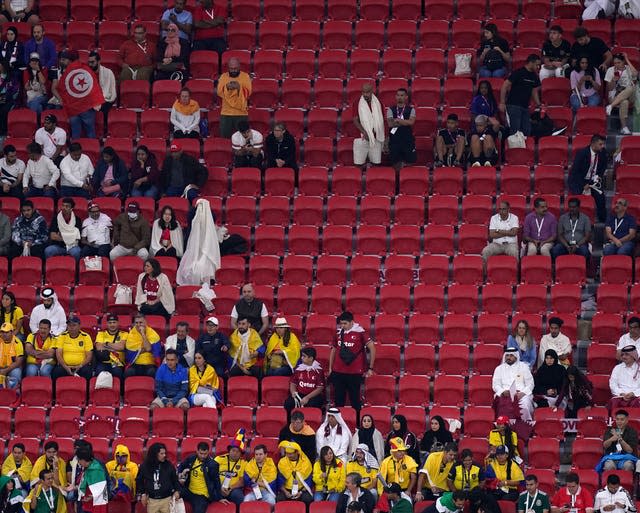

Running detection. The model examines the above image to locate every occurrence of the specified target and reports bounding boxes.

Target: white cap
[206,316,219,325]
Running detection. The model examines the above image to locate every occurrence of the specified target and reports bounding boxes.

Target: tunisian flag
[59,60,105,117]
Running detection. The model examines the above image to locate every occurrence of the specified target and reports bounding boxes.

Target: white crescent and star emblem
[64,69,94,99]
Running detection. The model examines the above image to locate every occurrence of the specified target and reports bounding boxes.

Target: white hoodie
[492,350,534,397]
[29,292,67,336]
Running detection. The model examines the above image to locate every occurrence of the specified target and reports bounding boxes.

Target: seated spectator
[161,0,192,41]
[124,314,162,378]
[130,145,161,199]
[345,446,379,500]
[481,201,520,263]
[594,475,634,513]
[94,313,126,380]
[0,210,8,256]
[192,0,226,53]
[265,122,298,170]
[29,288,66,336]
[150,206,184,259]
[338,472,376,513]
[23,52,49,113]
[214,438,246,505]
[533,349,567,407]
[350,415,385,464]
[23,24,55,69]
[557,365,593,417]
[478,23,510,78]
[109,201,151,261]
[378,438,418,497]
[617,317,640,358]
[551,198,592,260]
[44,196,82,260]
[22,142,59,198]
[166,321,194,367]
[538,317,572,368]
[434,114,465,168]
[0,26,24,77]
[0,291,23,340]
[317,408,352,464]
[228,316,264,378]
[493,348,535,422]
[276,441,313,504]
[284,345,325,414]
[170,88,199,137]
[468,114,498,167]
[118,25,154,82]
[507,320,537,370]
[603,197,637,256]
[9,199,47,259]
[448,449,493,513]
[156,24,190,81]
[420,416,453,456]
[570,57,602,112]
[313,446,346,501]
[177,441,221,513]
[59,143,94,198]
[265,317,300,376]
[231,121,263,168]
[604,52,637,135]
[0,58,19,136]
[517,475,551,513]
[188,350,221,408]
[385,415,420,464]
[550,472,593,513]
[609,345,640,410]
[0,144,25,199]
[488,416,520,461]
[415,443,457,501]
[151,348,189,411]
[34,115,66,165]
[470,80,501,132]
[30,441,67,487]
[279,410,317,464]
[570,27,612,76]
[485,445,524,501]
[160,142,207,203]
[24,319,55,377]
[1,443,32,490]
[80,201,112,258]
[421,491,466,513]
[195,316,229,378]
[599,409,638,472]
[135,257,176,318]
[352,83,385,170]
[51,316,93,381]
[93,147,129,198]
[540,25,570,81]
[23,468,65,513]
[0,322,23,388]
[523,198,557,257]
[105,444,139,503]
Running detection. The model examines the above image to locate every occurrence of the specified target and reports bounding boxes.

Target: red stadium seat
[472,344,504,375]
[152,408,185,437]
[516,284,548,314]
[50,407,82,437]
[477,313,509,344]
[463,406,495,436]
[56,376,87,406]
[21,377,53,407]
[572,438,604,469]
[601,256,633,284]
[418,256,449,286]
[433,375,465,406]
[424,225,454,255]
[124,376,155,406]
[15,407,46,438]
[591,313,624,344]
[442,314,473,345]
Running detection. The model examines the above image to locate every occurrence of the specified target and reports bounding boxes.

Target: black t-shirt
[542,39,571,62]
[478,35,510,56]
[570,37,609,67]
[506,67,541,107]
[438,128,465,146]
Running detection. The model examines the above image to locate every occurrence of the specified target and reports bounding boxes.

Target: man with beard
[87,51,116,122]
[0,145,25,198]
[231,283,269,336]
[228,317,264,378]
[217,57,251,138]
[178,442,222,513]
[9,200,47,259]
[44,197,83,260]
[195,316,229,377]
[24,319,55,377]
[30,442,67,488]
[33,115,66,165]
[51,315,94,382]
[94,313,127,380]
[492,347,535,421]
[29,288,67,336]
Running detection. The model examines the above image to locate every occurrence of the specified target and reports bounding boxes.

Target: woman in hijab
[155,22,189,80]
[385,414,420,464]
[0,26,23,76]
[349,414,385,464]
[556,365,593,417]
[533,349,567,407]
[420,415,453,455]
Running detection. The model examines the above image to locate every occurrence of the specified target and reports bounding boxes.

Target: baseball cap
[0,322,14,332]
[44,114,57,124]
[127,201,140,213]
[495,445,509,455]
[170,142,182,152]
[68,315,81,324]
[206,316,219,325]
[29,52,40,61]
[106,313,118,322]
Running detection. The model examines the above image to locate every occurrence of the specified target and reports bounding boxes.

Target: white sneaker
[484,161,492,167]
[621,126,632,135]
[471,161,481,167]
[606,105,613,116]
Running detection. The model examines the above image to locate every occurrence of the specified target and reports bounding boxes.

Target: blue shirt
[161,8,193,40]
[155,363,188,402]
[606,213,637,239]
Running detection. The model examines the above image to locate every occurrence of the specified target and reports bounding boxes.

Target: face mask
[229,70,240,77]
[128,213,138,220]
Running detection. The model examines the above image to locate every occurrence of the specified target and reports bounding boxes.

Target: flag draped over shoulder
[59,61,105,118]
[79,460,108,513]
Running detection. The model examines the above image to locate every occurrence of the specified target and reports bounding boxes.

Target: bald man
[353,83,385,168]
[217,57,252,138]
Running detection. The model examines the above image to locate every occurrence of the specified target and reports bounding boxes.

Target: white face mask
[128,213,138,220]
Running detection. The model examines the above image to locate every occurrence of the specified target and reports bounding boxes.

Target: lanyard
[588,153,598,179]
[461,466,471,489]
[570,492,576,508]
[535,217,545,238]
[395,107,404,120]
[526,490,539,511]
[42,487,55,511]
[613,218,624,235]
[391,458,404,483]
[569,218,579,241]
[136,42,148,54]
[205,8,215,18]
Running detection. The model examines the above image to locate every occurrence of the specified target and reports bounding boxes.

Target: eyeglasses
[168,28,177,32]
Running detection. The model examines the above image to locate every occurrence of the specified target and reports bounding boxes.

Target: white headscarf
[352,443,380,470]
[177,199,220,285]
[320,407,350,437]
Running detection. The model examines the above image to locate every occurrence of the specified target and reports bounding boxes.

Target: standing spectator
[329,311,375,412]
[51,315,94,381]
[160,142,208,202]
[484,445,524,501]
[228,316,264,377]
[384,415,420,463]
[130,145,161,199]
[482,201,519,262]
[492,347,535,422]
[550,473,593,513]
[76,447,109,513]
[87,51,117,118]
[29,288,66,336]
[265,317,300,376]
[557,366,593,417]
[533,349,567,407]
[22,24,55,69]
[214,438,247,506]
[231,121,263,168]
[350,417,385,465]
[94,313,126,380]
[276,441,313,505]
[0,58,20,137]
[0,27,24,76]
[161,0,192,41]
[570,27,612,75]
[177,441,221,513]
[9,199,47,259]
[0,322,23,388]
[165,321,194,367]
[593,475,635,513]
[279,411,317,463]
[195,316,229,377]
[192,0,226,53]
[24,319,55,377]
[170,88,200,138]
[600,409,638,472]
[609,345,640,410]
[59,143,94,198]
[617,317,640,358]
[124,314,162,378]
[80,201,112,258]
[344,450,379,502]
[353,82,385,169]
[434,113,466,168]
[231,283,269,335]
[523,197,557,256]
[284,346,325,414]
[470,80,501,132]
[604,53,637,135]
[264,122,298,170]
[151,207,184,259]
[34,115,66,165]
[93,147,129,198]
[468,114,499,167]
[385,88,416,172]
[44,196,82,260]
[0,144,25,198]
[500,54,542,136]
[507,320,537,370]
[569,57,602,112]
[135,257,175,318]
[0,210,8,256]
[118,25,154,82]
[538,317,572,368]
[551,198,592,260]
[243,444,277,504]
[136,443,180,513]
[48,50,73,109]
[313,446,346,501]
[151,348,189,411]
[188,350,221,408]
[478,23,510,78]
[415,443,458,501]
[217,57,251,138]
[378,439,417,497]
[517,475,551,513]
[568,134,607,222]
[603,197,636,256]
[156,24,190,81]
[105,444,138,504]
[420,416,453,456]
[110,201,151,261]
[316,408,352,464]
[540,25,570,80]
[23,52,49,114]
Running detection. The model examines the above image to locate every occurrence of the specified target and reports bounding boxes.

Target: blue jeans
[266,366,292,376]
[570,93,601,111]
[27,96,49,114]
[506,104,532,136]
[603,241,635,256]
[244,489,276,505]
[479,66,507,78]
[4,367,22,388]
[165,186,199,203]
[131,185,159,199]
[26,186,56,198]
[314,492,341,502]
[60,186,90,198]
[69,109,96,139]
[551,243,590,260]
[26,363,54,377]
[44,244,82,260]
[181,490,209,513]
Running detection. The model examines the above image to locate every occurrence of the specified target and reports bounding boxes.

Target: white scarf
[295,360,322,372]
[358,94,386,147]
[57,211,80,250]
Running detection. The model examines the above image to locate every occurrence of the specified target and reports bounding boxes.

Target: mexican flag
[79,460,108,513]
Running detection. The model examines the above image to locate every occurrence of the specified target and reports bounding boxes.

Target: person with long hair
[135,258,175,318]
[23,51,48,113]
[150,206,184,258]
[556,365,593,417]
[487,416,520,461]
[0,291,23,338]
[385,414,420,464]
[349,414,385,464]
[188,350,221,408]
[264,316,301,376]
[420,415,453,455]
[313,446,346,501]
[130,145,161,199]
[506,320,537,370]
[0,26,23,76]
[604,52,638,135]
[478,23,510,78]
[470,80,500,133]
[136,443,180,513]
[533,349,567,407]
[570,56,602,112]
[93,146,129,198]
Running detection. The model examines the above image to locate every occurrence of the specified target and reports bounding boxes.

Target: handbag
[454,53,472,76]
[84,256,103,271]
[484,49,504,71]
[171,498,186,513]
[507,131,526,149]
[114,284,132,305]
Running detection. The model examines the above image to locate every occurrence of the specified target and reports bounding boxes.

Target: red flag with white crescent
[59,60,105,118]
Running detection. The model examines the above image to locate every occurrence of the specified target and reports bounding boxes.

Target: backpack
[530,111,555,138]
